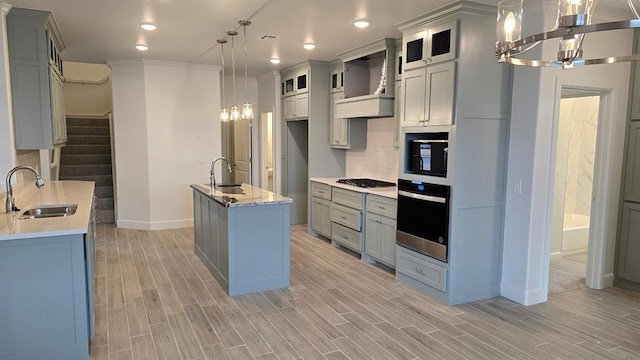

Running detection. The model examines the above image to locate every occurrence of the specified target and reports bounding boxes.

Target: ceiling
[2,0,636,77]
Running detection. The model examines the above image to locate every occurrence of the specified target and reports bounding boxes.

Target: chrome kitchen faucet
[210,157,232,188]
[5,166,45,213]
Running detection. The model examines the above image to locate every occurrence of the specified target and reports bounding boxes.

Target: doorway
[233,119,252,184]
[549,91,601,294]
[260,111,275,192]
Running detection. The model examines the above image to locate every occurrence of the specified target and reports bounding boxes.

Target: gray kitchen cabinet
[630,34,640,120]
[7,8,67,150]
[311,181,332,238]
[364,194,397,267]
[401,61,455,127]
[616,203,640,283]
[394,80,402,148]
[331,187,365,253]
[0,234,91,360]
[330,91,367,149]
[402,20,457,71]
[624,122,640,202]
[284,93,309,120]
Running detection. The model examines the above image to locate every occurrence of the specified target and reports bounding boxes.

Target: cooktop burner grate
[336,178,396,188]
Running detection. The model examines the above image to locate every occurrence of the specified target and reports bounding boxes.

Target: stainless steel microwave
[409,140,448,177]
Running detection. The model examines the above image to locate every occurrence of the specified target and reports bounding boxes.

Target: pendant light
[227,30,240,121]
[218,39,229,122]
[239,20,254,120]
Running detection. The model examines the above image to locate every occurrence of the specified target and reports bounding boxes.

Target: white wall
[64,62,112,117]
[109,60,221,230]
[501,1,632,305]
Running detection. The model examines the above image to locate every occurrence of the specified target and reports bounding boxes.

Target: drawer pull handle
[415,267,424,274]
[379,206,386,210]
[340,216,347,220]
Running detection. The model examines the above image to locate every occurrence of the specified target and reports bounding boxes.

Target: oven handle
[398,190,447,204]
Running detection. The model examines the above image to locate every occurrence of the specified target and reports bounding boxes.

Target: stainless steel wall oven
[396,179,450,262]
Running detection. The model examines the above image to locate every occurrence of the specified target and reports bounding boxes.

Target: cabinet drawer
[366,194,397,219]
[311,182,332,200]
[332,222,362,253]
[332,187,364,210]
[331,203,362,231]
[397,247,447,292]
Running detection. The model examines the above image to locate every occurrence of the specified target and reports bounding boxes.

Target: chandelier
[496,0,640,68]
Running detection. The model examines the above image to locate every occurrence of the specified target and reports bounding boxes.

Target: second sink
[19,204,78,219]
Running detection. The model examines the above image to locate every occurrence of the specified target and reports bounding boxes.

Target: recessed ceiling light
[303,42,316,50]
[139,22,157,31]
[270,57,281,64]
[354,19,370,28]
[135,44,149,51]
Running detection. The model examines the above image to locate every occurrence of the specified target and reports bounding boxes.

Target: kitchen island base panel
[192,187,291,297]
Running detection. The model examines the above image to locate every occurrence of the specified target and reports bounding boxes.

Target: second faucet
[210,157,232,188]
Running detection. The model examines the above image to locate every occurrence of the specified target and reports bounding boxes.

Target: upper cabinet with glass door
[403,20,457,71]
[284,69,309,97]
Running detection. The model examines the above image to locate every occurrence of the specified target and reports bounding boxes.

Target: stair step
[66,118,109,127]
[66,125,111,136]
[60,154,112,166]
[96,209,115,224]
[60,164,112,177]
[58,175,114,186]
[65,135,111,146]
[96,197,114,210]
[62,145,112,155]
[95,185,114,198]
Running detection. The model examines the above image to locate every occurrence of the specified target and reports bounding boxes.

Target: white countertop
[191,183,293,207]
[0,181,95,241]
[310,178,398,199]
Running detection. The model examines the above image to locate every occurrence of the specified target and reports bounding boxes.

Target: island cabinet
[364,194,397,268]
[7,8,67,150]
[191,184,292,296]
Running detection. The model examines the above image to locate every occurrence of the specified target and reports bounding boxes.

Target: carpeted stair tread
[59,175,113,187]
[65,135,111,146]
[62,145,112,155]
[66,118,110,127]
[60,164,112,177]
[94,186,114,198]
[96,209,115,223]
[60,154,112,166]
[66,126,111,136]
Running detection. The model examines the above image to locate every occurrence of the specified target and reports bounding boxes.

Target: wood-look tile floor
[90,224,640,360]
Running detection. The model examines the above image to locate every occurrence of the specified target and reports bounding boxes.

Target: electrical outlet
[513,180,522,194]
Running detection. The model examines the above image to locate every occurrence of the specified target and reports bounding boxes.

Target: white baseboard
[117,219,193,230]
[549,252,562,260]
[501,282,548,306]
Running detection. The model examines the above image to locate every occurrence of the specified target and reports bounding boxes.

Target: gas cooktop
[336,178,396,188]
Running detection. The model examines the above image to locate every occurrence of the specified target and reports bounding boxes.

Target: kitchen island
[0,181,95,360]
[190,183,292,296]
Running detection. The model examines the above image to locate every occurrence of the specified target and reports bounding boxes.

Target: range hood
[335,94,395,119]
[335,38,396,119]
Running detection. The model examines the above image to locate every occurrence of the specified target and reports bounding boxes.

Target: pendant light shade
[217,39,229,122]
[239,20,254,120]
[227,30,240,121]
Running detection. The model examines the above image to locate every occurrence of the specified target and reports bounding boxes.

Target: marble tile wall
[561,96,599,219]
[345,117,399,183]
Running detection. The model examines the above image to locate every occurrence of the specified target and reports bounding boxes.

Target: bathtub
[562,214,590,254]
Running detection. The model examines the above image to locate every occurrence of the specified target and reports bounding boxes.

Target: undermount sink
[19,204,78,219]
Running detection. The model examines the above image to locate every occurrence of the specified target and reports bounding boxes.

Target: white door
[260,111,274,192]
[234,119,251,184]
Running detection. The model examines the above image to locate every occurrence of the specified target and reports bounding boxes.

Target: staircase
[60,117,115,223]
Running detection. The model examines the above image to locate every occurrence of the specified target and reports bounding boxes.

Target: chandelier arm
[569,34,587,64]
[629,0,640,19]
[498,19,640,55]
[503,53,640,67]
[514,40,543,56]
